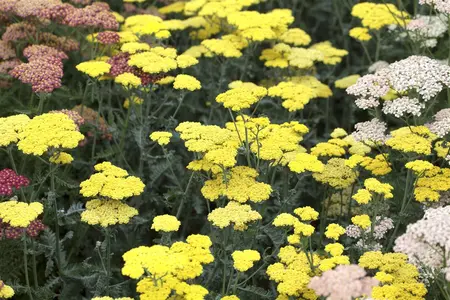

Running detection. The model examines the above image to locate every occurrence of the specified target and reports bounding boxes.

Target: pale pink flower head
[426,108,450,137]
[309,265,379,300]
[96,31,120,45]
[352,118,389,144]
[0,40,15,60]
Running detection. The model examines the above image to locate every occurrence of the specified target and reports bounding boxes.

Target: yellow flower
[150,131,172,146]
[207,201,261,230]
[313,158,358,189]
[17,113,84,156]
[288,153,325,173]
[121,42,150,54]
[81,200,138,227]
[352,214,371,229]
[159,1,185,14]
[156,76,175,85]
[0,201,43,227]
[80,162,145,200]
[335,74,361,89]
[76,61,111,78]
[232,250,261,272]
[325,223,345,240]
[151,215,181,232]
[364,178,394,199]
[349,27,372,41]
[201,38,242,57]
[128,47,178,74]
[216,85,267,111]
[49,152,74,165]
[0,281,14,299]
[176,54,199,68]
[293,206,319,221]
[221,296,239,300]
[173,74,201,91]
[115,72,142,87]
[273,213,297,227]
[375,271,394,283]
[330,128,348,138]
[311,142,346,157]
[352,3,409,30]
[117,31,138,43]
[352,189,372,204]
[405,160,435,174]
[310,41,348,65]
[386,126,436,155]
[201,166,272,203]
[324,243,344,257]
[0,114,30,147]
[122,15,170,38]
[268,81,318,111]
[278,28,311,46]
[414,187,440,202]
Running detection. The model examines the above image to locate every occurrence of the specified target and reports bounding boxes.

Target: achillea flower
[23,45,68,61]
[288,153,324,173]
[0,41,15,60]
[352,215,371,229]
[123,96,144,109]
[386,126,436,155]
[346,74,389,109]
[63,3,118,30]
[426,108,450,137]
[207,201,262,230]
[0,169,30,196]
[81,199,138,227]
[404,15,447,48]
[37,32,80,52]
[96,31,120,44]
[49,109,84,130]
[0,59,21,74]
[349,27,372,41]
[335,75,361,89]
[0,200,43,227]
[420,0,450,14]
[232,250,260,272]
[382,97,424,118]
[368,60,389,73]
[114,72,142,87]
[0,114,30,147]
[278,28,311,46]
[0,218,45,239]
[352,118,388,145]
[405,160,435,174]
[49,152,74,164]
[364,178,394,199]
[151,215,181,232]
[216,84,267,111]
[72,105,111,141]
[313,158,357,189]
[294,206,319,221]
[325,243,345,257]
[76,61,111,78]
[150,131,172,146]
[309,265,379,300]
[173,74,201,91]
[17,113,84,156]
[80,162,145,200]
[121,42,150,54]
[0,280,14,299]
[325,223,346,240]
[2,22,37,43]
[201,38,242,57]
[201,166,272,203]
[268,81,318,111]
[351,2,409,30]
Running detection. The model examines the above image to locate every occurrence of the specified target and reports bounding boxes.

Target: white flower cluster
[352,118,389,144]
[346,217,394,252]
[379,55,450,101]
[426,108,450,137]
[346,75,389,110]
[368,60,389,73]
[394,206,450,271]
[404,15,447,48]
[382,97,425,118]
[309,265,379,300]
[419,0,450,14]
[348,56,450,111]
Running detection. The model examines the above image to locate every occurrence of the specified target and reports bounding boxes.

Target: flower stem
[23,236,34,300]
[50,166,62,274]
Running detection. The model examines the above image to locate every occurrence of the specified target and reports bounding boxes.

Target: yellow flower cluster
[288,153,325,173]
[268,81,321,112]
[232,249,261,272]
[49,152,74,165]
[17,113,84,156]
[324,243,344,257]
[173,74,202,91]
[312,158,358,189]
[177,121,240,171]
[201,38,243,57]
[405,160,435,174]
[359,251,427,300]
[201,166,272,203]
[221,296,239,300]
[216,83,267,111]
[0,114,30,147]
[128,47,198,74]
[386,126,436,155]
[122,234,213,299]
[349,27,372,41]
[364,178,394,198]
[80,162,145,200]
[273,207,318,244]
[351,3,409,30]
[0,281,14,299]
[414,167,450,202]
[150,131,173,146]
[114,72,142,88]
[122,15,171,38]
[278,28,311,46]
[76,61,111,78]
[121,42,150,54]
[0,200,43,227]
[151,215,181,232]
[352,214,371,229]
[207,201,262,230]
[81,200,138,227]
[325,223,345,240]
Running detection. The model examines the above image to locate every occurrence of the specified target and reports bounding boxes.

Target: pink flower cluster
[309,265,379,300]
[50,109,85,130]
[9,45,67,93]
[108,52,165,86]
[0,40,15,60]
[0,219,45,239]
[0,168,30,196]
[96,31,120,45]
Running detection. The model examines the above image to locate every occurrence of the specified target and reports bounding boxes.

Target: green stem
[172,93,186,119]
[23,236,34,300]
[31,239,38,288]
[50,166,62,274]
[176,172,195,219]
[105,228,112,284]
